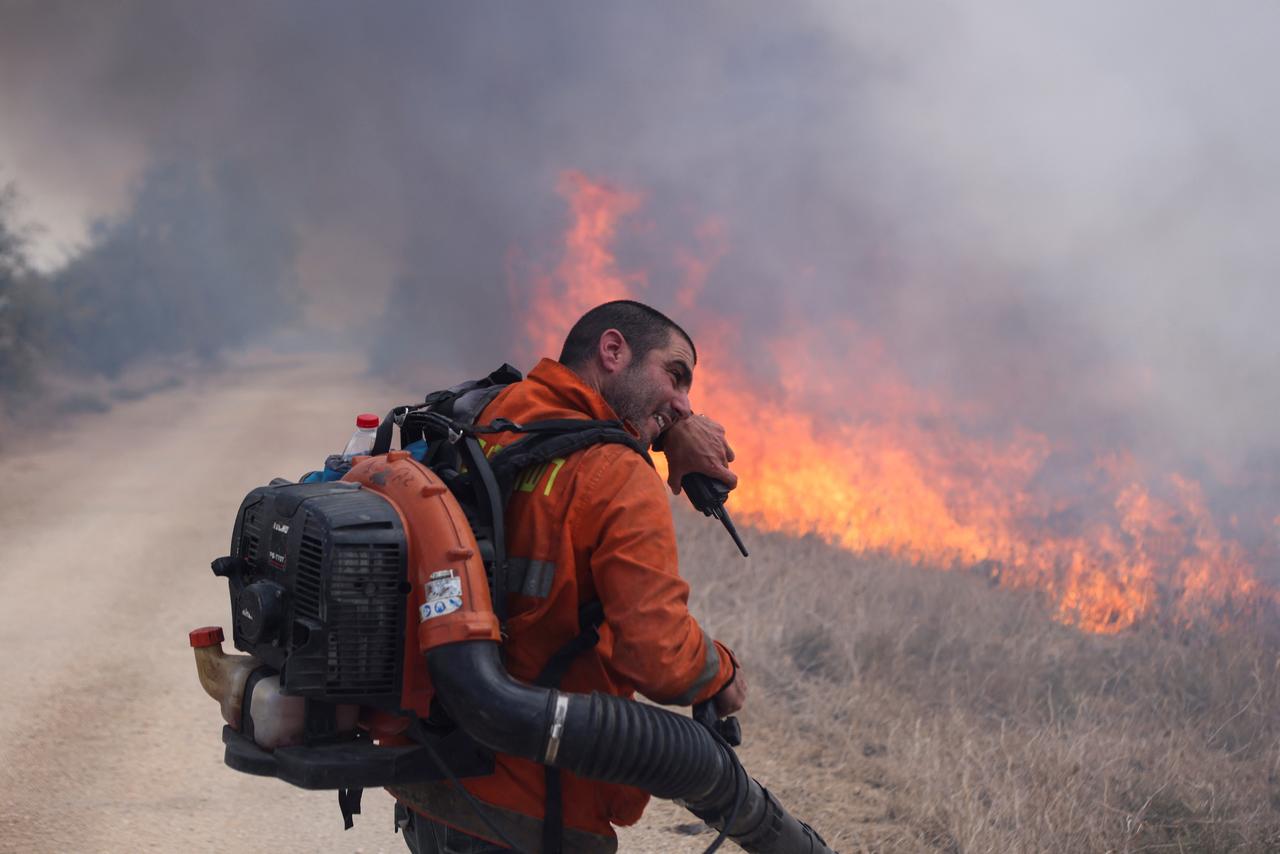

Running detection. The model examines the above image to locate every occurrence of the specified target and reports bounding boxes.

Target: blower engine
[194,451,835,853]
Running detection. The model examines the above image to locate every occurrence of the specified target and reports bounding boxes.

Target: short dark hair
[558,300,696,368]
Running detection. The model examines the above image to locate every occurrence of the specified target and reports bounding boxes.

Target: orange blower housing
[342,452,501,736]
[209,453,501,789]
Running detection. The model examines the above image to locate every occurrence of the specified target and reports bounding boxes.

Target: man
[393,300,746,853]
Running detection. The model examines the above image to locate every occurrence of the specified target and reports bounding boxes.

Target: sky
[2,1,1278,529]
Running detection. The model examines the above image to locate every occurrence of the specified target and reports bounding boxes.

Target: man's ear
[597,328,631,375]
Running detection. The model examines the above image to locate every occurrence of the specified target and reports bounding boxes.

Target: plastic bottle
[341,413,381,460]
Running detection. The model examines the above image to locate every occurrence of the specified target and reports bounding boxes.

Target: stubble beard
[602,363,658,441]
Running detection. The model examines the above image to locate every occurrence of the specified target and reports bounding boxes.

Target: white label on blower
[421,570,463,621]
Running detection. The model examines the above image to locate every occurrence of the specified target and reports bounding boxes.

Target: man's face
[601,330,695,447]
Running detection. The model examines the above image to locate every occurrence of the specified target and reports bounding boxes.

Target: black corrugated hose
[427,643,836,853]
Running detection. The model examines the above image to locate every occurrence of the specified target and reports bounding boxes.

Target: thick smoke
[2,1,1278,550]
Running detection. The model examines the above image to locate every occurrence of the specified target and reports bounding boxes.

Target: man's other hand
[713,667,748,717]
[662,414,738,495]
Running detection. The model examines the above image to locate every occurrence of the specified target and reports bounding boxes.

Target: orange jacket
[414,358,737,839]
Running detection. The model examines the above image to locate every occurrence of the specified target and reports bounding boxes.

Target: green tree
[0,182,51,394]
[51,160,301,376]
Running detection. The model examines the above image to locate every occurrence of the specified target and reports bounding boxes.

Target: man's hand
[661,414,737,495]
[713,667,748,717]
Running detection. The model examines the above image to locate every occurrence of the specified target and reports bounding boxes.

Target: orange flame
[512,172,1274,633]
[519,171,646,360]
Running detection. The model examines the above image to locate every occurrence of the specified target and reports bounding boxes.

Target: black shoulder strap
[482,421,647,627]
[534,600,606,854]
[487,420,652,502]
[533,600,606,689]
[371,406,408,457]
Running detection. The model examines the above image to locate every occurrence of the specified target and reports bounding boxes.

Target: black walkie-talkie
[681,473,749,557]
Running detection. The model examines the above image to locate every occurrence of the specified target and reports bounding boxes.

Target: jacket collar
[525,359,643,441]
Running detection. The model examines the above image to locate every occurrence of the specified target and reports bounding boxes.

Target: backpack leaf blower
[193,396,835,852]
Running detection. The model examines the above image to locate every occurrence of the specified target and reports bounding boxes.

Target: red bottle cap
[356,413,380,429]
[189,626,225,648]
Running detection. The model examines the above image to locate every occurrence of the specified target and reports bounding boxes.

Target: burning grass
[516,170,1279,639]
[675,506,1280,853]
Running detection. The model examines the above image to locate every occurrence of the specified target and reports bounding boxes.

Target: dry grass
[673,507,1280,853]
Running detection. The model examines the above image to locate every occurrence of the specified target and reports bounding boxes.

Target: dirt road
[0,349,752,854]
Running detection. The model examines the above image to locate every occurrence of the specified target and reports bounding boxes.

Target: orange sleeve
[572,446,736,706]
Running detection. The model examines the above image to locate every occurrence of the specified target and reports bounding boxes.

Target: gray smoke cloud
[2,1,1278,543]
